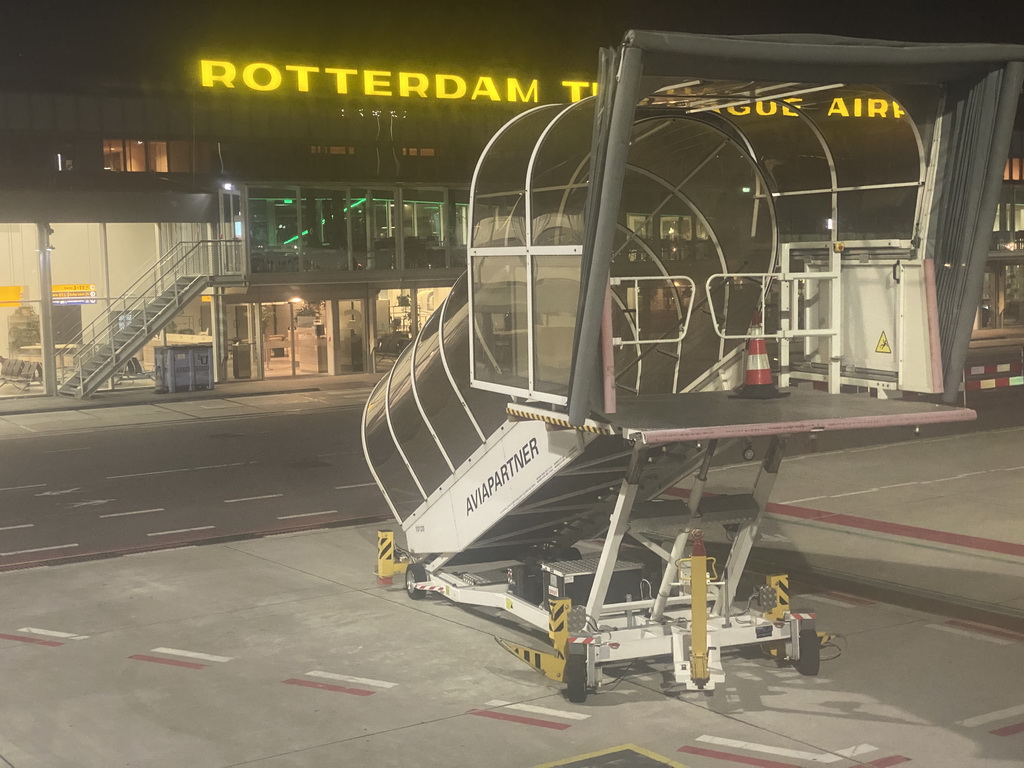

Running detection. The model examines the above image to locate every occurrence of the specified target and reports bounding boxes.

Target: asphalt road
[1,383,1019,572]
[0,405,390,569]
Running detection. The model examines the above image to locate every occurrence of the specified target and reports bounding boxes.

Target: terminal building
[0,45,1021,398]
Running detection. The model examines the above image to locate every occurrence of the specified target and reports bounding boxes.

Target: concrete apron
[0,524,1021,767]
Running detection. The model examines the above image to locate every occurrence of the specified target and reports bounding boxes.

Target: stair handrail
[58,239,244,395]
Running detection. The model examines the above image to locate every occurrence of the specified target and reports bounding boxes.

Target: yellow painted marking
[875,331,892,354]
[533,744,689,768]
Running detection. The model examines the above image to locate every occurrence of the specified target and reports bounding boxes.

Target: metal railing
[58,239,244,396]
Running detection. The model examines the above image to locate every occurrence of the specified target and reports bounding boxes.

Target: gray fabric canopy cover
[568,31,1024,424]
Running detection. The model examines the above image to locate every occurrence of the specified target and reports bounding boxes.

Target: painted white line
[151,647,233,663]
[225,494,282,503]
[0,524,33,532]
[485,699,590,721]
[1,543,79,557]
[925,624,1012,646]
[777,495,827,504]
[805,594,861,608]
[834,744,878,758]
[43,447,91,454]
[99,508,164,518]
[35,487,81,496]
[277,510,338,520]
[18,628,89,640]
[307,671,398,689]
[335,483,377,490]
[107,462,245,480]
[69,499,115,508]
[0,484,46,492]
[695,735,844,763]
[958,704,1024,728]
[146,526,215,537]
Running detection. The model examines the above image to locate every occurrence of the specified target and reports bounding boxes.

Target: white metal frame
[406,434,813,694]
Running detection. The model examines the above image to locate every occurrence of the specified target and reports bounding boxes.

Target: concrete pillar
[36,223,57,396]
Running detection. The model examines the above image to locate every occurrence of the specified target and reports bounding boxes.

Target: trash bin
[232,341,252,379]
[154,344,214,393]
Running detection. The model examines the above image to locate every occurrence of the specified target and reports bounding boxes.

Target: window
[102,139,172,172]
[310,145,355,155]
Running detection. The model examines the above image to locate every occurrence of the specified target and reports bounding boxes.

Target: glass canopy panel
[532,254,582,395]
[803,86,922,189]
[710,101,833,194]
[626,118,774,274]
[388,342,449,499]
[441,277,509,436]
[413,309,481,470]
[472,254,529,389]
[363,376,421,521]
[835,187,918,240]
[472,106,561,248]
[617,117,774,390]
[774,192,833,243]
[529,101,595,247]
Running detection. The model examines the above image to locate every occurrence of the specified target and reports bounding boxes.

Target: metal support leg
[585,445,645,622]
[651,440,717,622]
[714,436,787,616]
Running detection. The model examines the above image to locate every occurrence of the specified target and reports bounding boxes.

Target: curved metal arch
[408,310,455,473]
[468,103,563,249]
[622,164,731,276]
[525,98,594,246]
[623,114,780,274]
[609,222,687,394]
[360,381,400,519]
[437,279,487,441]
[382,344,427,501]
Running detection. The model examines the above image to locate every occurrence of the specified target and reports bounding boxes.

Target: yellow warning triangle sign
[875,331,892,354]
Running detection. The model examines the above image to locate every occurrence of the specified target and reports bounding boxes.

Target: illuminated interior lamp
[223,182,234,191]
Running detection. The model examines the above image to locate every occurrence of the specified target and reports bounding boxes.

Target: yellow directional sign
[875,331,892,354]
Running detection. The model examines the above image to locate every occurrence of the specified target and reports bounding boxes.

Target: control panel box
[542,558,643,606]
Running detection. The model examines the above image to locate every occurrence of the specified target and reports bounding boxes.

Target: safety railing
[57,239,244,396]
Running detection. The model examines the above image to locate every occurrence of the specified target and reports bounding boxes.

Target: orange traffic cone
[733,311,789,400]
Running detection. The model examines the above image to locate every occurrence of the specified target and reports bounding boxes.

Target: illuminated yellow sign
[52,284,97,306]
[715,97,905,119]
[200,59,597,103]
[0,285,23,307]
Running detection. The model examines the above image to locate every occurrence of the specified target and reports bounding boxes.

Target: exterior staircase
[58,240,244,398]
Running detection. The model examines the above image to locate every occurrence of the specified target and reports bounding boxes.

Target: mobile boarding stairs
[365,30,1023,702]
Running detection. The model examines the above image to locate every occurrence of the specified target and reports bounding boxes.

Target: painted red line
[990,721,1024,737]
[767,503,1024,558]
[664,487,1024,556]
[129,654,206,670]
[945,620,1024,643]
[867,756,912,767]
[677,745,799,767]
[468,708,571,731]
[282,678,375,696]
[0,633,62,647]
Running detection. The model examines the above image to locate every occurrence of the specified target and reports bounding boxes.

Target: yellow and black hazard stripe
[506,406,614,435]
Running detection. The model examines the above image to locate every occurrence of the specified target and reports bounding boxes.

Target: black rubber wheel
[793,629,821,676]
[405,563,427,601]
[564,653,588,703]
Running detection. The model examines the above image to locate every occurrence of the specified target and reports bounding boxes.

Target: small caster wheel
[742,445,756,461]
[405,563,427,600]
[793,629,821,676]
[564,654,588,703]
